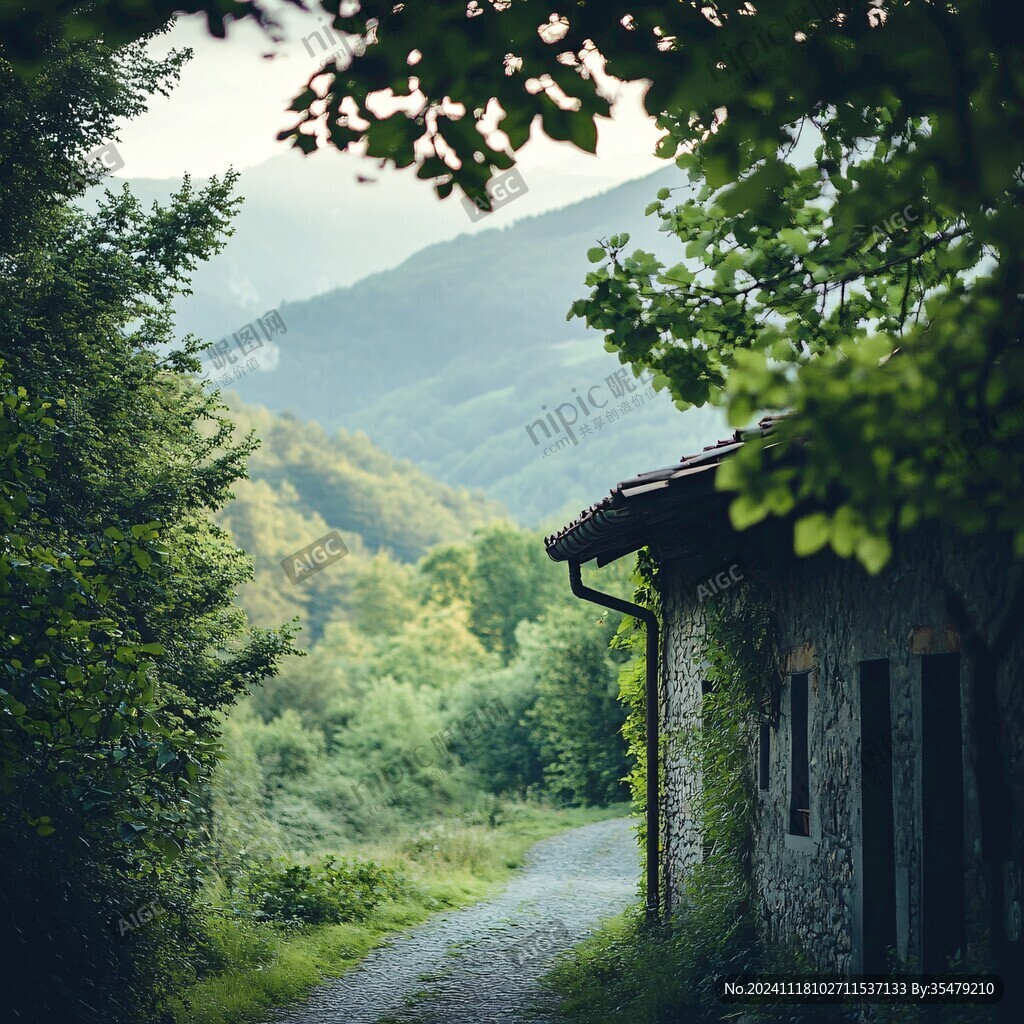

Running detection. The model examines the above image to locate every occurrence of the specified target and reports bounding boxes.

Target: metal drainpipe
[568,558,660,921]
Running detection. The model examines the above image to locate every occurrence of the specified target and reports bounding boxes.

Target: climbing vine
[611,548,663,863]
[614,552,780,912]
[682,586,781,930]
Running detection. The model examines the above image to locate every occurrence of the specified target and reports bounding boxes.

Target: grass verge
[541,902,854,1024]
[542,906,995,1024]
[170,801,629,1024]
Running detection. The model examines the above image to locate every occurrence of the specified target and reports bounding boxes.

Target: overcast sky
[117,6,666,184]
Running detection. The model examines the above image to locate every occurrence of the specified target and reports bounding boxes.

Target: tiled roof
[544,415,786,565]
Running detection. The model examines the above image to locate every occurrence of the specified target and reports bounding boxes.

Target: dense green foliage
[233,856,403,926]
[219,508,634,856]
[3,21,631,1024]
[545,905,851,1024]
[222,398,502,563]
[214,398,503,640]
[609,549,662,855]
[0,30,300,1023]
[684,590,779,931]
[525,603,631,805]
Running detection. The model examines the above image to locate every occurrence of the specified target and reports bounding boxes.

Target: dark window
[921,653,964,972]
[758,720,771,790]
[789,672,810,835]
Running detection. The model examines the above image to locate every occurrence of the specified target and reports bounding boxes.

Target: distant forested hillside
[217,166,726,523]
[219,398,504,640]
[210,395,635,858]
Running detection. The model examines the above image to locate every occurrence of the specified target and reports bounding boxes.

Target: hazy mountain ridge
[87,147,666,340]
[219,163,726,522]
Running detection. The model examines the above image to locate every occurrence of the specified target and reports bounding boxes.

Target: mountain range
[99,155,728,525]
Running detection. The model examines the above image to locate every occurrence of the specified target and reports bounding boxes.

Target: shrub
[234,856,402,926]
[250,709,327,782]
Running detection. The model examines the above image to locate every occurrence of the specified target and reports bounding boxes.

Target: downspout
[568,558,661,921]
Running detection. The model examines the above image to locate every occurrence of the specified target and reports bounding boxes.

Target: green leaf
[778,228,809,253]
[660,263,694,285]
[794,513,830,556]
[586,247,605,263]
[117,821,148,842]
[70,708,94,729]
[729,494,769,530]
[830,506,860,558]
[855,534,892,574]
[154,835,183,862]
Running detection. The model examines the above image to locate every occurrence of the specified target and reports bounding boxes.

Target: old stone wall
[659,516,1024,974]
[659,566,706,914]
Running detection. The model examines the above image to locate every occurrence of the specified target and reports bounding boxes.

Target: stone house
[545,417,1023,1000]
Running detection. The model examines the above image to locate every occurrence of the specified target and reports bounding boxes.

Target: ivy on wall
[682,587,781,925]
[614,554,780,914]
[611,548,663,870]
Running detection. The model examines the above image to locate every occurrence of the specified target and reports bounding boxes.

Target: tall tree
[0,29,295,1023]
[524,605,630,807]
[469,523,565,658]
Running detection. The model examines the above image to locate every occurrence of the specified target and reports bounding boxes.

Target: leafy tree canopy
[11,1,1021,570]
[266,0,1022,572]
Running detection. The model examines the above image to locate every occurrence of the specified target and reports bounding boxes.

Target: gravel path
[267,816,639,1024]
